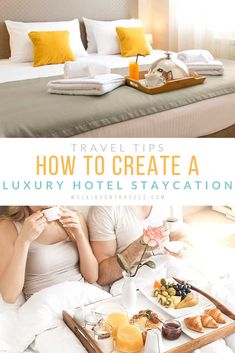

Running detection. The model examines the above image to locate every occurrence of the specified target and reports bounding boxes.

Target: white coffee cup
[165,217,179,232]
[145,73,165,87]
[42,206,61,222]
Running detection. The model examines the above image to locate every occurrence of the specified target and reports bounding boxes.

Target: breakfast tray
[63,285,235,353]
[125,71,206,95]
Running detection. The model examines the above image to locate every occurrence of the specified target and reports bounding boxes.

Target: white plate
[179,310,234,339]
[139,280,211,318]
[164,241,189,254]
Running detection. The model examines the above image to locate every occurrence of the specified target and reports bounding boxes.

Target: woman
[0,206,98,303]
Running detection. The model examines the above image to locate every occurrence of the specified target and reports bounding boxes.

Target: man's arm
[91,237,145,286]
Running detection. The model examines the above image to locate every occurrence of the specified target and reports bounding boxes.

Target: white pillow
[5,19,87,63]
[83,18,142,55]
[83,17,100,53]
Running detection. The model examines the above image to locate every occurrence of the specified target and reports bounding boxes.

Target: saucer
[140,79,165,88]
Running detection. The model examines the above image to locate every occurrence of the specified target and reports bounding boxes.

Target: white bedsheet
[0,50,165,83]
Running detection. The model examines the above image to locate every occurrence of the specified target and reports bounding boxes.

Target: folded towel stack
[48,74,125,96]
[48,61,124,95]
[185,61,224,76]
[177,50,224,76]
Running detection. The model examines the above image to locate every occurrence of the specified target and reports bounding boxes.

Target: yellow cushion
[28,31,76,67]
[116,27,150,57]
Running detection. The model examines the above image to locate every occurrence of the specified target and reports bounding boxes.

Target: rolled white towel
[178,50,214,64]
[64,61,111,79]
[48,73,125,96]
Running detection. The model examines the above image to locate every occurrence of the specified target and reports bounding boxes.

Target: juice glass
[116,324,144,353]
[129,62,139,81]
[106,312,129,338]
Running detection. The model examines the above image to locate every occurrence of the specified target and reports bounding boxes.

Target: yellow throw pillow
[28,31,76,67]
[116,27,150,57]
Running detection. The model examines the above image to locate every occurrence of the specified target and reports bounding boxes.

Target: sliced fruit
[171,296,182,308]
[152,289,159,297]
[160,278,167,286]
[167,288,176,296]
[176,293,198,309]
[154,280,161,289]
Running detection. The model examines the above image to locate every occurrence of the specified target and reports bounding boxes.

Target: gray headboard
[0,0,138,59]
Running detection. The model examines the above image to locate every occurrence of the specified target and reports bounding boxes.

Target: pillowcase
[83,17,142,55]
[28,31,76,67]
[5,19,87,63]
[116,27,151,57]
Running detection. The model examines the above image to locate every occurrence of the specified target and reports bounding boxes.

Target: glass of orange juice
[129,61,139,81]
[116,324,144,353]
[106,312,129,338]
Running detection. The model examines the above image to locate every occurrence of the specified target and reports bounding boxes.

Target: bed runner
[0,60,235,137]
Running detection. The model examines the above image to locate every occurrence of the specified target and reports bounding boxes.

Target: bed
[1,54,235,138]
[0,0,235,138]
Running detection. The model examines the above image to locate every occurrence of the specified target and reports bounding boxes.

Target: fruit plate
[178,310,234,339]
[139,279,212,318]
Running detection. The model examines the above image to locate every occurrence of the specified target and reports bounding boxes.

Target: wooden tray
[126,71,206,95]
[63,311,102,353]
[64,288,235,353]
[63,310,235,353]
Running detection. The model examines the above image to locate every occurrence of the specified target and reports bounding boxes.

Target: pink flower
[142,226,166,248]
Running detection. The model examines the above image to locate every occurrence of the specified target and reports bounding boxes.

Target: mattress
[0,53,235,137]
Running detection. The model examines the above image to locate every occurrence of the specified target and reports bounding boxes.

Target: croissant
[204,308,226,324]
[184,315,204,333]
[200,315,219,328]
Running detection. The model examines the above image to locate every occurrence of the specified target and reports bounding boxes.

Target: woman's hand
[59,207,85,241]
[59,207,97,283]
[19,211,47,244]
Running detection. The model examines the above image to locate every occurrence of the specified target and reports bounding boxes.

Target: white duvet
[0,281,111,353]
[0,50,166,84]
[0,256,234,353]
